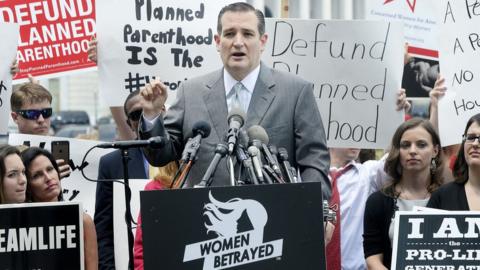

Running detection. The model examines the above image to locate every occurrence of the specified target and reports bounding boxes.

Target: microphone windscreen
[247,125,269,145]
[192,121,211,138]
[228,107,246,126]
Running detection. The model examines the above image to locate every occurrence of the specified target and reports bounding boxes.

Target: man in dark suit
[140,2,331,199]
[94,89,149,270]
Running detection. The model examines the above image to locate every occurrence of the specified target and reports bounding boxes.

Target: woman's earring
[430,158,437,175]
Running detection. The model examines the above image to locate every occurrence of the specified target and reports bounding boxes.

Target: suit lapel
[203,69,229,140]
[246,63,276,127]
[128,148,148,179]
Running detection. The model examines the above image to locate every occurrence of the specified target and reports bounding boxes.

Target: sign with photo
[392,211,480,270]
[141,182,326,270]
[0,202,84,270]
[365,0,439,59]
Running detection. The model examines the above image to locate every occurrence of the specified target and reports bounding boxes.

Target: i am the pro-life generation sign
[392,212,480,270]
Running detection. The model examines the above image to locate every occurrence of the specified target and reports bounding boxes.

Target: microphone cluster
[200,107,298,187]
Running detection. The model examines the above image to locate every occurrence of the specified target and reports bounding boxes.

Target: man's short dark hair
[123,89,140,117]
[11,83,52,111]
[217,2,265,36]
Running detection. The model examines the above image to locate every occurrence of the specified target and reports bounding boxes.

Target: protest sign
[263,19,404,149]
[365,0,439,59]
[0,0,97,81]
[113,179,149,270]
[8,133,113,215]
[365,0,440,98]
[0,23,19,135]
[96,0,239,106]
[0,202,84,270]
[392,211,480,270]
[436,0,480,146]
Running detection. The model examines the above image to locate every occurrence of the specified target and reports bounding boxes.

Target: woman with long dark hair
[427,113,480,211]
[0,144,26,204]
[22,147,98,270]
[363,118,444,269]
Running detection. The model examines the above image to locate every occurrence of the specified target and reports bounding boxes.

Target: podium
[141,182,326,270]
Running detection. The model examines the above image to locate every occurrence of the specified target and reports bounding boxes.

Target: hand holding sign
[396,88,411,112]
[140,78,169,119]
[87,37,97,63]
[10,59,18,77]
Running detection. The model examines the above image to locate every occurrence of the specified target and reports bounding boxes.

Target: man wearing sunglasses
[10,83,71,179]
[10,83,53,136]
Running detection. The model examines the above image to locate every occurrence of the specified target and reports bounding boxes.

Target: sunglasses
[128,109,142,121]
[16,108,53,120]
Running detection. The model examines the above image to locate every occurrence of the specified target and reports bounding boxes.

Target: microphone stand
[174,160,193,189]
[228,156,236,186]
[170,137,202,189]
[120,148,135,270]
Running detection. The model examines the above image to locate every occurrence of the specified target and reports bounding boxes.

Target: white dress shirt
[224,65,260,113]
[143,65,261,127]
[330,156,389,270]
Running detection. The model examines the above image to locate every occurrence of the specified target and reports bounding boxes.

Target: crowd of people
[2,2,480,270]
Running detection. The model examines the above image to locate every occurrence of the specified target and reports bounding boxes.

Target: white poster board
[365,0,439,59]
[96,0,239,106]
[436,0,480,146]
[263,19,404,149]
[113,179,149,270]
[0,23,19,135]
[8,133,113,215]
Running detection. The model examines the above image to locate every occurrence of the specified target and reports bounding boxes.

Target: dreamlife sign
[183,192,283,269]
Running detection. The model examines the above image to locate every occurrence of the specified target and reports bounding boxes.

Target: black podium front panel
[141,182,326,270]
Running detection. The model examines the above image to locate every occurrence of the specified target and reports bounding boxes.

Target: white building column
[264,0,281,17]
[248,0,265,13]
[333,0,354,19]
[311,0,332,19]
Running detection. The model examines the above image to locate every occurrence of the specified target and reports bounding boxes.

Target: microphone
[235,129,258,185]
[181,121,211,162]
[196,143,228,187]
[227,107,246,155]
[278,147,296,183]
[247,125,269,147]
[97,136,164,149]
[262,144,284,183]
[248,125,284,182]
[248,145,264,184]
[247,125,268,168]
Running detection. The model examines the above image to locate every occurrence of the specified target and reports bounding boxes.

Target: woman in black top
[363,118,444,269]
[428,113,480,211]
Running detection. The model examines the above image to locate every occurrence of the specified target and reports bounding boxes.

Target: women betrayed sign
[141,183,326,270]
[392,212,480,270]
[0,202,84,270]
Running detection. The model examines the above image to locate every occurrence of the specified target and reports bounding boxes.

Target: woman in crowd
[0,144,26,204]
[21,147,98,270]
[427,113,480,210]
[363,118,444,269]
[133,161,178,270]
